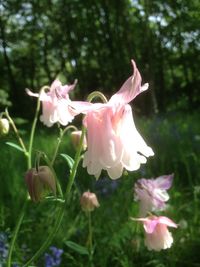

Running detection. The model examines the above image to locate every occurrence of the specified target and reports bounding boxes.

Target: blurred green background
[1,0,199,116]
[0,0,200,266]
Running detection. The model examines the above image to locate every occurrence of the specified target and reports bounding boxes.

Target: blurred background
[0,0,199,117]
[0,1,200,266]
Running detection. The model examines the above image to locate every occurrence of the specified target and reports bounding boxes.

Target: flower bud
[25,166,56,202]
[71,130,87,150]
[0,118,9,136]
[80,191,100,212]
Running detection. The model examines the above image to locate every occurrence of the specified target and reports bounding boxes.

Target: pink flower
[131,216,178,251]
[27,79,77,127]
[134,174,174,216]
[82,60,154,179]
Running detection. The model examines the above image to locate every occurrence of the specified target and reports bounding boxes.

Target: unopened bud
[0,118,9,136]
[80,191,100,212]
[25,166,56,202]
[71,130,87,150]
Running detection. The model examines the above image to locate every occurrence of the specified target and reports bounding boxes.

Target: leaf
[64,241,89,255]
[6,142,24,153]
[60,153,74,170]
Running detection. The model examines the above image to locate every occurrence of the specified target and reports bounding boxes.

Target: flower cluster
[27,59,154,180]
[26,59,177,255]
[132,174,177,251]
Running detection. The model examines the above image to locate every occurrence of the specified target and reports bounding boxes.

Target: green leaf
[6,142,24,153]
[65,241,89,255]
[60,153,74,170]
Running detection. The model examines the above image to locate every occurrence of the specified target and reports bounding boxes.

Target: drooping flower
[134,174,174,216]
[25,166,56,202]
[80,191,100,212]
[82,60,154,179]
[27,79,77,127]
[131,216,177,251]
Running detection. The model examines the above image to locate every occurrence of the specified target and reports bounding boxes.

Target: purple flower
[44,246,63,267]
[134,174,174,216]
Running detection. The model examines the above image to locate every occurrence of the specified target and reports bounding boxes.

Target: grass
[0,112,200,267]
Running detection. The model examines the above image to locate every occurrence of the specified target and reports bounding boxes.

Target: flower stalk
[5,109,28,157]
[23,124,86,267]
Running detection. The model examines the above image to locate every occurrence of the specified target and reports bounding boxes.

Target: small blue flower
[44,246,63,267]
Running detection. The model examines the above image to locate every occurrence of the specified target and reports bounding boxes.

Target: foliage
[0,0,199,116]
[0,113,200,266]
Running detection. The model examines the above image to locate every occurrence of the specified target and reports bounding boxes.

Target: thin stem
[51,125,78,166]
[7,88,42,266]
[87,212,93,267]
[28,92,41,169]
[7,202,28,267]
[64,125,86,199]
[23,125,86,267]
[87,91,108,103]
[22,206,64,267]
[5,109,28,157]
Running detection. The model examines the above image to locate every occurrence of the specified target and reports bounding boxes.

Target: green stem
[5,109,28,157]
[87,91,108,103]
[23,125,86,267]
[28,92,41,169]
[7,201,28,267]
[51,125,78,166]
[7,89,42,266]
[88,212,93,267]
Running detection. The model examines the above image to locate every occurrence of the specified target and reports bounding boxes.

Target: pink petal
[158,216,178,228]
[154,174,174,190]
[109,60,149,105]
[50,79,62,92]
[26,88,39,98]
[120,104,154,170]
[143,218,159,234]
[131,217,158,233]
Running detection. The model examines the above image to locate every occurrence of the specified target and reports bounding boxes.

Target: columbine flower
[80,191,100,212]
[82,60,154,179]
[27,79,77,127]
[131,216,177,251]
[134,174,174,216]
[25,166,56,202]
